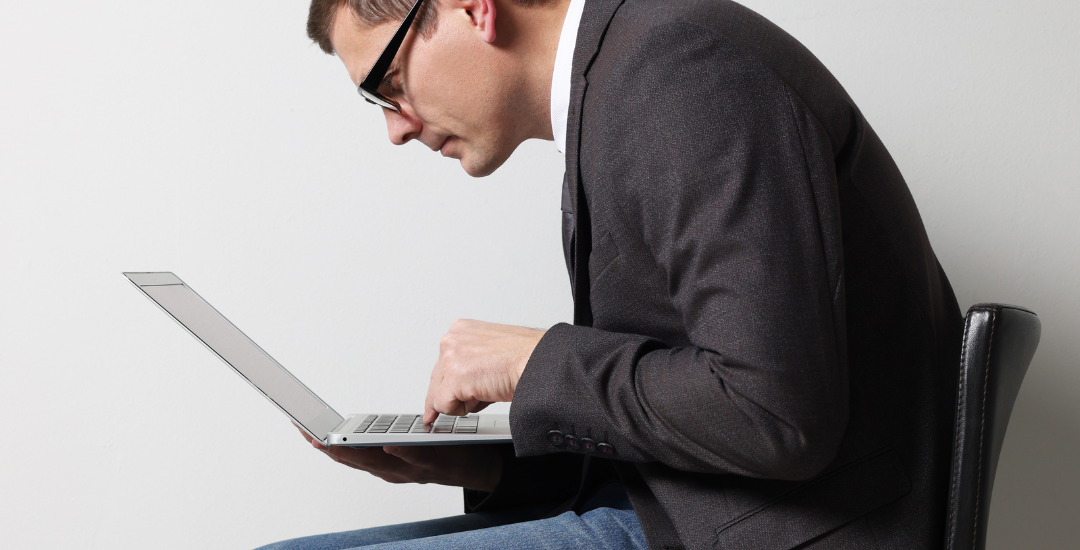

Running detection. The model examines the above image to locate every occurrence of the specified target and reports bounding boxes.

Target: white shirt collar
[551,0,586,154]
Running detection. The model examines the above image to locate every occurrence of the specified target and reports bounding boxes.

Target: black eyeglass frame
[358,0,426,113]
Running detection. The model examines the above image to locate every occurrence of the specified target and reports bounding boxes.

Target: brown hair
[308,0,554,54]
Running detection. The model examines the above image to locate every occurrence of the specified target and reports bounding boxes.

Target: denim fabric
[255,482,646,550]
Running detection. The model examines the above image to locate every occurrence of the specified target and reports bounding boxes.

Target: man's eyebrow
[360,59,397,86]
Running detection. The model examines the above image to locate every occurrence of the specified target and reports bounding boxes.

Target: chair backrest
[944,304,1041,550]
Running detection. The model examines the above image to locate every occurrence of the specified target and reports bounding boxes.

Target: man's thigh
[254,504,548,550]
[254,506,646,550]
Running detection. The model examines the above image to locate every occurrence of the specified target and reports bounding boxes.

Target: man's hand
[295,426,503,492]
[294,320,541,492]
[424,319,546,423]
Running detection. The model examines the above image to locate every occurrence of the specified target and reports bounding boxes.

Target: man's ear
[452,0,498,44]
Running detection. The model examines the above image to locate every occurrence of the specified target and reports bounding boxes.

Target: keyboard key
[353,414,378,433]
[390,415,418,433]
[350,414,492,435]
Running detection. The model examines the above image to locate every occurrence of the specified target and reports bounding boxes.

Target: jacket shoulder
[595,0,856,154]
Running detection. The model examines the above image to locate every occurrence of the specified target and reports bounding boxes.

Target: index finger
[424,368,444,424]
[424,401,439,425]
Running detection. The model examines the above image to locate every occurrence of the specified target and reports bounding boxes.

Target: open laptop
[124,272,512,447]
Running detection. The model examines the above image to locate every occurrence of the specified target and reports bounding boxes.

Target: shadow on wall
[986,327,1080,548]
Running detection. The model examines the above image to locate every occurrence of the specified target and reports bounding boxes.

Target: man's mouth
[439,137,453,157]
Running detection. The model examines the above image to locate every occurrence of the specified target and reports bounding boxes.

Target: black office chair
[944,304,1041,550]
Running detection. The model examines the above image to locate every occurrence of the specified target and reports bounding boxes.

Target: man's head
[308,0,565,177]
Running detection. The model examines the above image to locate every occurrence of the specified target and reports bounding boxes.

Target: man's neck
[496,0,572,141]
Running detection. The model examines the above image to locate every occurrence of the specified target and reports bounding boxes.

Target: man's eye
[383,75,397,92]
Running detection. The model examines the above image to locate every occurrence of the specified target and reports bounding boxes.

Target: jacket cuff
[510,323,601,457]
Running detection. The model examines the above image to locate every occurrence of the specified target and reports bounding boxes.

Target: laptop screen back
[124,272,344,439]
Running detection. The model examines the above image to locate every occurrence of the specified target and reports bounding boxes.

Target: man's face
[330,3,528,177]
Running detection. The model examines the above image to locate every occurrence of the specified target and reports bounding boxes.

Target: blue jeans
[255,482,646,550]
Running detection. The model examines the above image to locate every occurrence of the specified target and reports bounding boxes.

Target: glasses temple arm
[360,0,426,90]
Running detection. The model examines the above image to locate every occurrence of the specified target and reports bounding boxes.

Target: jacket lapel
[565,0,625,327]
[560,173,576,294]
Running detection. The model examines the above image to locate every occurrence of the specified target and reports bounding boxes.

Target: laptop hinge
[327,416,352,435]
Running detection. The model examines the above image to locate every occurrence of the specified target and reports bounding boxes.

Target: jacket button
[547,430,565,447]
[581,438,597,453]
[564,434,579,450]
[597,443,615,456]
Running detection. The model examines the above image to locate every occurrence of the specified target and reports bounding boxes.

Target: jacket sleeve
[509,21,849,482]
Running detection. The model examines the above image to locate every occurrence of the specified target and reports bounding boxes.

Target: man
[260,0,964,548]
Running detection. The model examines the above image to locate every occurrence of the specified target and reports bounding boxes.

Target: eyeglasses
[358,0,426,113]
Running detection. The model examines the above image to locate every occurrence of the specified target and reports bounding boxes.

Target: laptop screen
[124,272,344,439]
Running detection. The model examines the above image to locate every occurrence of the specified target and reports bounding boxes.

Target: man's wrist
[511,327,547,392]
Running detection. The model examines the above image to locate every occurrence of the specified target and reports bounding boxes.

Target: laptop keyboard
[352,414,479,434]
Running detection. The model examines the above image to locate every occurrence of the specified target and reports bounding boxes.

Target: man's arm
[428,22,849,481]
[508,21,849,480]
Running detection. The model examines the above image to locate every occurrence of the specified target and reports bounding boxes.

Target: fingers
[442,399,470,417]
[320,446,390,472]
[312,444,502,490]
[382,445,437,468]
[426,361,471,419]
[462,399,493,414]
[390,444,504,492]
[424,391,439,425]
[426,320,543,422]
[327,446,429,484]
[427,323,472,421]
[424,363,445,424]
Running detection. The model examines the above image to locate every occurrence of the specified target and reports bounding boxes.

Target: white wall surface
[0,0,1075,548]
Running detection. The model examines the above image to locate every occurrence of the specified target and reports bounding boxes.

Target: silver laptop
[124,272,512,447]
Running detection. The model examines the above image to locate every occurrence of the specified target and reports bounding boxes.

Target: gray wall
[0,0,1075,548]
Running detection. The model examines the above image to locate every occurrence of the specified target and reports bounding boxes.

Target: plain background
[0,0,1076,548]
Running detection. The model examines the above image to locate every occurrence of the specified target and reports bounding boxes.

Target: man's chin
[458,151,510,178]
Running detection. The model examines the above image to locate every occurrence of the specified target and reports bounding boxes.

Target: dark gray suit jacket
[468,1,964,548]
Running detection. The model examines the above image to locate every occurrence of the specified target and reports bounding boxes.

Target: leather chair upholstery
[944,304,1041,550]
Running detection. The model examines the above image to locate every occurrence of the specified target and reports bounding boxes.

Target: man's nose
[384,108,422,146]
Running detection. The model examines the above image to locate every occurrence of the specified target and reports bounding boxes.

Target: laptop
[124,272,512,447]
